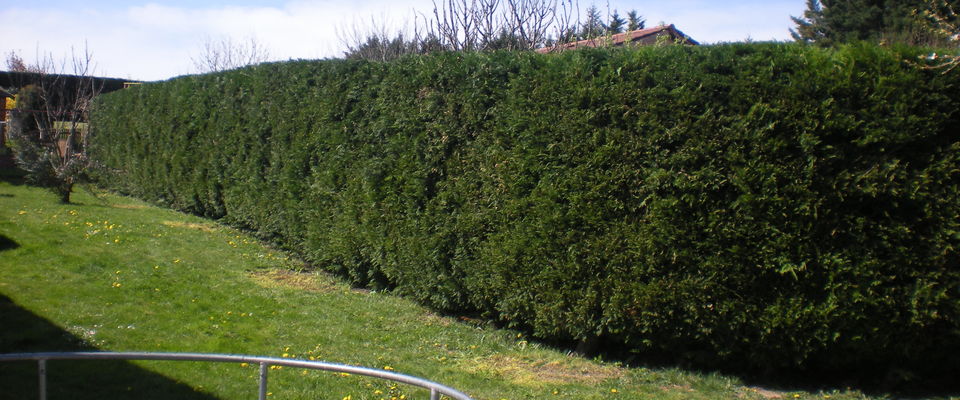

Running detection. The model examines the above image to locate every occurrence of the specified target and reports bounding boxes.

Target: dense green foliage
[791,0,960,45]
[89,43,960,382]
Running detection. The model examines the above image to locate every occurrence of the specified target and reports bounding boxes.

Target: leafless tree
[340,0,588,59]
[431,0,476,51]
[191,35,271,73]
[503,0,557,49]
[6,45,103,203]
[427,0,574,50]
[338,15,421,61]
[552,0,580,45]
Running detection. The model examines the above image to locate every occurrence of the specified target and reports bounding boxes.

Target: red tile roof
[536,24,698,54]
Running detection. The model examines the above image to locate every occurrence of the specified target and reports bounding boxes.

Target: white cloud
[1,0,803,81]
[3,1,435,81]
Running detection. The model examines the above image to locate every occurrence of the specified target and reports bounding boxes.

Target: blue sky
[3,0,807,81]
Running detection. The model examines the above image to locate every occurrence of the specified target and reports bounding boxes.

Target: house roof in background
[537,24,698,54]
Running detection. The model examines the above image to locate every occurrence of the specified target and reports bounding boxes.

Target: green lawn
[0,180,873,400]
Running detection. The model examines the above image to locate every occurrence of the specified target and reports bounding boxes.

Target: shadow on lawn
[0,294,220,400]
[0,234,18,251]
[584,340,960,399]
[0,167,25,185]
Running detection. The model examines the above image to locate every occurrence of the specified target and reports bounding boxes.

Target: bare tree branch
[6,43,103,203]
[191,36,271,73]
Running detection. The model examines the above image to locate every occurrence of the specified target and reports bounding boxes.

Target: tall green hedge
[89,43,960,380]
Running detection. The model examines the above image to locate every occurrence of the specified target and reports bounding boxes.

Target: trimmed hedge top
[89,43,960,381]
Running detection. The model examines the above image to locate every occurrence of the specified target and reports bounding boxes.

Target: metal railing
[0,352,473,400]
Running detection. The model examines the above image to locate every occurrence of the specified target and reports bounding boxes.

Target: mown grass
[0,181,879,400]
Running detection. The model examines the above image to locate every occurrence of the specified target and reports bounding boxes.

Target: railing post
[38,359,47,400]
[259,362,269,400]
[0,352,472,400]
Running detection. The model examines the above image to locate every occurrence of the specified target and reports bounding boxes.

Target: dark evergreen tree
[607,9,626,34]
[790,0,829,43]
[580,5,606,39]
[627,10,646,31]
[791,0,958,45]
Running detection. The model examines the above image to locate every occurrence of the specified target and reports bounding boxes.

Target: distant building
[537,24,698,54]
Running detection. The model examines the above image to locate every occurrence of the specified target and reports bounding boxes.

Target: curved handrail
[0,352,473,400]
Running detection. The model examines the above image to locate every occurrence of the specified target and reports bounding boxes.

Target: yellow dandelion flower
[611,388,618,393]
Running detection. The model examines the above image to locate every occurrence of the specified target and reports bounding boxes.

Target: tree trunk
[58,181,73,203]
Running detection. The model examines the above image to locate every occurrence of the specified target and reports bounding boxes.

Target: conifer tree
[607,10,626,34]
[791,0,958,45]
[580,5,606,39]
[627,10,646,31]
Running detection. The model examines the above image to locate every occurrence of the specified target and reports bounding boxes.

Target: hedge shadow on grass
[0,167,25,185]
[587,341,960,399]
[0,294,220,400]
[0,234,18,251]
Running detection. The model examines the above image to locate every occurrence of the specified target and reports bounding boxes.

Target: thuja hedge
[89,43,960,378]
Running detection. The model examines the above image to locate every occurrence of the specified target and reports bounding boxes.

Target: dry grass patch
[466,354,623,387]
[161,220,218,232]
[417,312,455,327]
[110,203,149,210]
[748,387,786,399]
[249,268,339,293]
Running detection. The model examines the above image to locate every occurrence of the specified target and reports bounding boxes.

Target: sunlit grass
[0,181,876,399]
